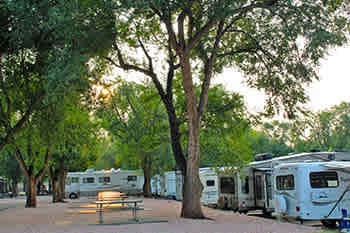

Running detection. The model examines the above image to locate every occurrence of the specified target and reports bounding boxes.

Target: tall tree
[0,150,22,196]
[0,0,115,152]
[96,81,174,197]
[106,0,349,218]
[10,103,56,208]
[49,93,100,203]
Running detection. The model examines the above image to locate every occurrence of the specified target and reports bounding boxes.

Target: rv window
[206,180,215,187]
[98,177,111,183]
[71,177,79,183]
[242,176,249,194]
[220,177,235,194]
[83,177,95,184]
[66,177,71,185]
[310,172,338,188]
[276,175,294,190]
[127,176,137,182]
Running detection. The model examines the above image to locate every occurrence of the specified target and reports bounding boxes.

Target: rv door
[254,169,273,211]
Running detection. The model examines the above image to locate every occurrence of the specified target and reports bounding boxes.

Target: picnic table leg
[98,203,103,224]
[133,202,137,221]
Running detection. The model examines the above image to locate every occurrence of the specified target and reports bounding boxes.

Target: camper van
[65,168,144,199]
[273,161,350,227]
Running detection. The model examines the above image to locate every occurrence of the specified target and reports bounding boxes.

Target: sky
[214,46,350,114]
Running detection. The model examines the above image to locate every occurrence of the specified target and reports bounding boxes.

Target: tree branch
[14,146,29,179]
[35,147,51,182]
[198,20,225,118]
[0,90,45,152]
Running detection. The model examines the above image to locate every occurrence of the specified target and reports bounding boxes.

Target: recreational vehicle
[199,167,219,206]
[151,171,177,199]
[273,161,350,227]
[65,168,144,199]
[235,151,350,215]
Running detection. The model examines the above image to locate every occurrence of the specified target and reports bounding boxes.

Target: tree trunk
[142,155,152,198]
[52,178,60,202]
[11,179,18,196]
[181,121,204,218]
[26,173,37,208]
[59,171,66,201]
[51,167,63,202]
[179,54,204,218]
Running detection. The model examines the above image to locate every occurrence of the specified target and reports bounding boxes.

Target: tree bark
[51,166,65,203]
[59,171,66,201]
[179,53,205,218]
[142,155,152,197]
[26,173,37,208]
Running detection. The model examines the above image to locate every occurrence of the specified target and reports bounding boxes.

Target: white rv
[151,171,177,199]
[151,174,161,197]
[235,151,350,215]
[65,168,144,199]
[199,167,219,206]
[273,161,350,227]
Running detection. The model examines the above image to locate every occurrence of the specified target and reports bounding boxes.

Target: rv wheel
[321,219,337,228]
[69,193,78,199]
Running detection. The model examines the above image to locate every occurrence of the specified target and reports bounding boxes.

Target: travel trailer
[236,151,350,214]
[273,161,350,227]
[199,167,219,206]
[151,171,177,199]
[65,168,144,199]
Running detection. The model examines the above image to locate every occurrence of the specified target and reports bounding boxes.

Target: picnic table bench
[94,191,144,224]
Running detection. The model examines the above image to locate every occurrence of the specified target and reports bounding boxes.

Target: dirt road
[0,196,325,233]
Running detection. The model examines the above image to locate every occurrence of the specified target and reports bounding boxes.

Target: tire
[69,193,78,199]
[321,219,338,228]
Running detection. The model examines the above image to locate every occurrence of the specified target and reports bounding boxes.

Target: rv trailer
[235,151,350,216]
[65,168,144,199]
[151,171,177,199]
[273,161,350,227]
[199,167,219,206]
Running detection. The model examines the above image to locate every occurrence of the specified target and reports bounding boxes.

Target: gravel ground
[0,196,325,233]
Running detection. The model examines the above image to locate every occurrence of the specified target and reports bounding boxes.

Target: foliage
[0,0,115,151]
[294,102,350,152]
[95,80,175,173]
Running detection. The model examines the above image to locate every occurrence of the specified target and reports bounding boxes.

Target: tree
[0,150,22,195]
[0,0,115,208]
[49,93,101,203]
[106,0,349,218]
[0,0,115,152]
[295,102,350,152]
[10,103,56,208]
[96,81,174,197]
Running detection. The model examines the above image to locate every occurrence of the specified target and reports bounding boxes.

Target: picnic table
[94,191,143,224]
[94,199,144,224]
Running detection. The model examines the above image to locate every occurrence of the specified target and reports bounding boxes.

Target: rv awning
[253,167,272,171]
[323,162,350,172]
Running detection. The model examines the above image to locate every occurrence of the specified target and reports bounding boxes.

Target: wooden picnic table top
[94,199,143,205]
